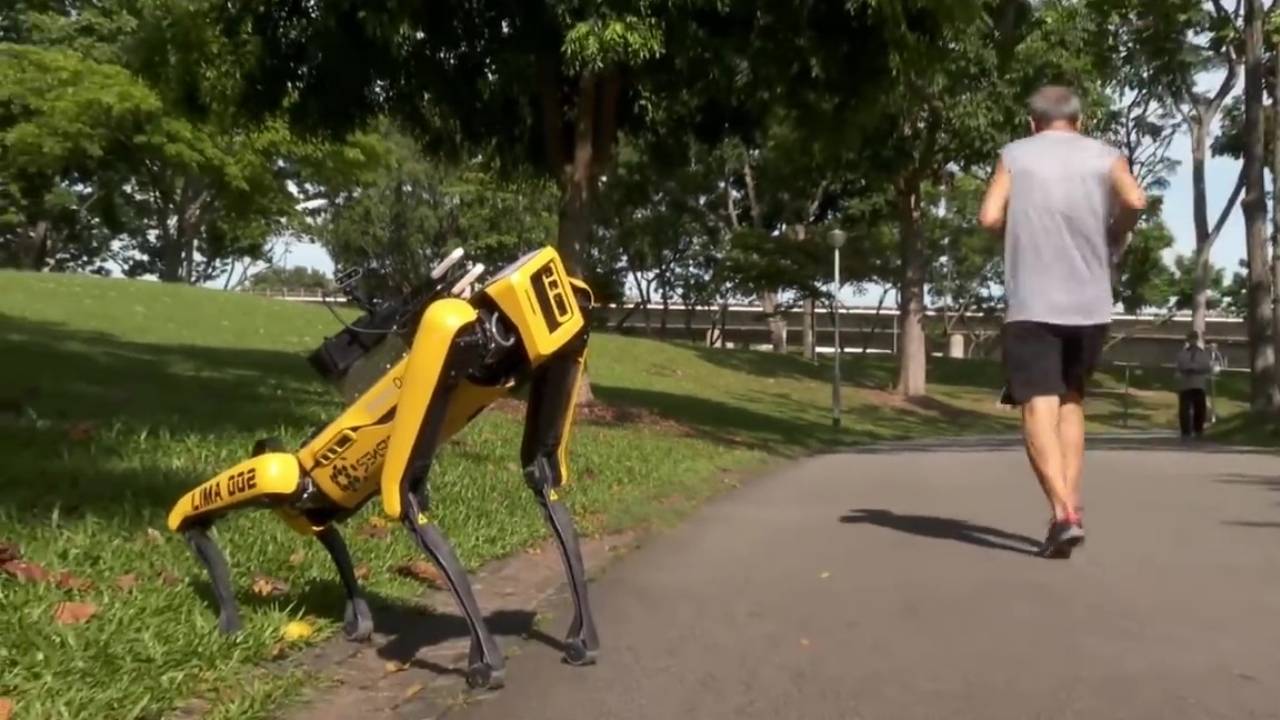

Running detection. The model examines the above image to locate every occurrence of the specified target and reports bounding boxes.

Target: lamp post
[829,229,847,428]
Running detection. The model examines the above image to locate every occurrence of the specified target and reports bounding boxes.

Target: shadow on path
[839,508,1041,556]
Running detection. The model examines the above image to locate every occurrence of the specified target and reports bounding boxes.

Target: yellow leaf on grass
[115,573,139,591]
[282,621,314,642]
[354,563,371,581]
[288,550,306,566]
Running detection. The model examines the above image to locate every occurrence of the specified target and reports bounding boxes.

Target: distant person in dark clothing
[1176,331,1213,439]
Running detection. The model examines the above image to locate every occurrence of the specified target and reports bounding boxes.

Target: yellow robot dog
[165,246,599,690]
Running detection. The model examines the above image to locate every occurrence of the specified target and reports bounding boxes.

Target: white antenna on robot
[430,247,466,280]
[450,264,487,298]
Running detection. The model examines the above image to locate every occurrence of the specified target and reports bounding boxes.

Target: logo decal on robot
[532,261,574,333]
[328,461,359,493]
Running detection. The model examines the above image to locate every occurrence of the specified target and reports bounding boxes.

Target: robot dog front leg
[183,523,242,634]
[379,298,506,689]
[521,334,600,666]
[402,493,506,689]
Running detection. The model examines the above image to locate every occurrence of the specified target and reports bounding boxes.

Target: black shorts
[1001,321,1109,405]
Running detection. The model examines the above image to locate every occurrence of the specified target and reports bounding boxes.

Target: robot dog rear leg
[315,525,374,642]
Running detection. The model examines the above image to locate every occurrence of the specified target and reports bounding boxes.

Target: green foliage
[0,1,314,281]
[925,175,1004,321]
[0,43,162,270]
[563,15,664,73]
[1113,220,1178,314]
[1169,253,1230,315]
[246,265,334,293]
[310,123,558,298]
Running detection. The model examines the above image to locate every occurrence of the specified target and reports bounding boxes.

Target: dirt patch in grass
[488,397,691,435]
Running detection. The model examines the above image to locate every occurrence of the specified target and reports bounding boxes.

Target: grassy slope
[0,270,1252,718]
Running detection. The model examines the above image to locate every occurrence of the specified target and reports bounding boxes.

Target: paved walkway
[441,435,1280,720]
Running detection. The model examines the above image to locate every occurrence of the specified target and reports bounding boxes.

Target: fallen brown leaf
[53,601,98,625]
[0,541,19,563]
[145,528,164,544]
[157,570,181,587]
[115,573,139,591]
[268,642,289,660]
[384,660,408,674]
[0,696,12,720]
[2,559,50,583]
[354,563,371,581]
[288,550,306,566]
[357,524,391,540]
[800,638,811,648]
[250,574,289,597]
[54,570,95,592]
[367,515,389,528]
[400,682,424,701]
[394,560,444,587]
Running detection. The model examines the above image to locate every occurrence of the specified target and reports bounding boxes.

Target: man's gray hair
[1028,85,1082,126]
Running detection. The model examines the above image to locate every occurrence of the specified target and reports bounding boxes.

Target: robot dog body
[165,246,599,689]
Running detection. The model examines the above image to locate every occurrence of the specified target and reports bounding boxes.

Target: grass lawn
[0,270,1253,718]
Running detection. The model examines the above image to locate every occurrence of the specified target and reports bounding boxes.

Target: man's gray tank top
[999,129,1122,326]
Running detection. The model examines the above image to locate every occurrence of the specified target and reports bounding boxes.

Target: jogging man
[978,85,1148,559]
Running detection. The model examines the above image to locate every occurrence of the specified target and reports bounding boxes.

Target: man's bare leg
[1022,395,1072,521]
[1058,392,1086,519]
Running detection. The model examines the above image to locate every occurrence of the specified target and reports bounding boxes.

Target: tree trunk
[660,292,670,337]
[862,287,891,355]
[742,160,785,353]
[14,221,51,270]
[802,298,816,361]
[761,291,787,352]
[557,74,598,278]
[613,301,642,332]
[718,301,729,348]
[1272,44,1280,399]
[1191,116,1213,336]
[1188,53,1240,335]
[896,181,928,397]
[1243,0,1279,412]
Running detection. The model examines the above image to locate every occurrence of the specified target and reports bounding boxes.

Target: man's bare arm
[1108,156,1148,252]
[978,158,1011,234]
